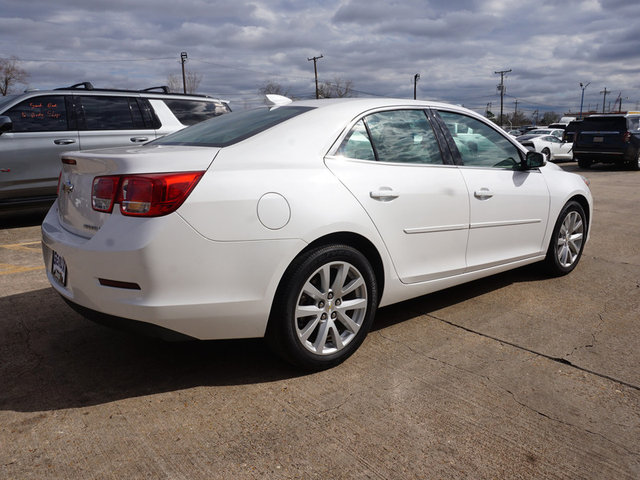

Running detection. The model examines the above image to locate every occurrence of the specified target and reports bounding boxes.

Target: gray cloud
[1,0,639,114]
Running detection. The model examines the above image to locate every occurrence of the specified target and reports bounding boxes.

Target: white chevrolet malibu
[42,97,592,370]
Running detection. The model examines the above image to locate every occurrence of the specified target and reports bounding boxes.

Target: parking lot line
[0,241,42,252]
[0,263,44,275]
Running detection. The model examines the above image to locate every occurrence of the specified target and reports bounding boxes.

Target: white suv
[0,82,230,207]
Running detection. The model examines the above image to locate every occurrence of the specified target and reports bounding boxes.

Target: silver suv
[0,82,230,207]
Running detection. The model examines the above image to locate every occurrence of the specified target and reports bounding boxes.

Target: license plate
[51,250,67,286]
[593,136,604,142]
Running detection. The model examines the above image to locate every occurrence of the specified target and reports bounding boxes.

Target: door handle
[370,187,399,201]
[474,188,494,200]
[54,139,76,145]
[130,137,149,143]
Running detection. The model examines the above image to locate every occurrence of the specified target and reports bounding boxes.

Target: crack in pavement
[375,326,640,458]
[425,313,640,392]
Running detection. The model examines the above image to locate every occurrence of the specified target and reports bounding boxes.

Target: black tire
[541,147,551,161]
[266,244,378,371]
[627,151,640,171]
[544,201,587,276]
[577,157,591,169]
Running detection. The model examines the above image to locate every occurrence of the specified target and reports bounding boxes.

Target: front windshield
[152,105,314,147]
[0,94,18,111]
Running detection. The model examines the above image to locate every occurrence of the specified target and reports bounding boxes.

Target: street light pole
[180,52,188,94]
[413,73,420,100]
[579,82,590,119]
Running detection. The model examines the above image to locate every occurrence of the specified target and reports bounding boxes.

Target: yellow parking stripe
[0,263,44,275]
[0,241,42,252]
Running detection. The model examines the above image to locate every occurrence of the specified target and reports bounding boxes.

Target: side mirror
[0,116,12,135]
[522,150,546,170]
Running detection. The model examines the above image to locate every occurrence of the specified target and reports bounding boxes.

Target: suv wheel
[629,151,640,171]
[577,157,591,169]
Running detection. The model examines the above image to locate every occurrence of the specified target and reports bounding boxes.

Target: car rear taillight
[92,176,120,213]
[91,172,204,217]
[623,131,631,143]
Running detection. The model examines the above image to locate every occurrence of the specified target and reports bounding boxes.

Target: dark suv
[572,114,640,170]
[0,82,230,207]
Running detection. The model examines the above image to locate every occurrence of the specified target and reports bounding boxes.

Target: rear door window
[77,96,149,130]
[337,109,445,164]
[4,95,69,132]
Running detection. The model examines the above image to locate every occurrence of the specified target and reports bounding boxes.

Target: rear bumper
[573,146,637,163]
[41,203,306,340]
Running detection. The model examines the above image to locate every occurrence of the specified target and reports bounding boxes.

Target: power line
[19,57,175,63]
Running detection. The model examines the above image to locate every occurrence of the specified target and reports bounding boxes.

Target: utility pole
[307,54,323,99]
[495,69,511,127]
[514,99,519,123]
[413,73,420,100]
[600,87,610,113]
[180,52,188,94]
[533,109,539,126]
[579,82,590,119]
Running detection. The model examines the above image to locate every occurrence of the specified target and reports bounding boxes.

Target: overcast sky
[2,0,639,116]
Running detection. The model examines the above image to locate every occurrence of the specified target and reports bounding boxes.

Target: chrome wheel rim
[556,211,584,268]
[294,261,368,356]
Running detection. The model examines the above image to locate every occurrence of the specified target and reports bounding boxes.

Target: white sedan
[42,97,592,370]
[518,135,574,162]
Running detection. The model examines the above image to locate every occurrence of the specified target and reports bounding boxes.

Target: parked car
[41,97,592,370]
[0,82,230,207]
[573,114,640,170]
[518,134,573,162]
[522,128,564,139]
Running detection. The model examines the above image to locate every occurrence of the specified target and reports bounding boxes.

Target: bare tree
[167,71,202,94]
[258,81,296,99]
[317,77,355,98]
[541,111,561,125]
[0,56,30,96]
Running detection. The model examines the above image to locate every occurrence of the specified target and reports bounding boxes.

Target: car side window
[335,120,376,160]
[4,95,68,132]
[438,110,522,169]
[337,109,444,164]
[78,96,147,130]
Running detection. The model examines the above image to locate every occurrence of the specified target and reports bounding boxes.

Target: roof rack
[52,82,212,98]
[56,82,95,90]
[141,86,170,94]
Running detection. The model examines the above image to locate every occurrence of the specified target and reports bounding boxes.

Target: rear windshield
[0,94,18,111]
[163,99,231,126]
[152,106,314,147]
[580,117,627,131]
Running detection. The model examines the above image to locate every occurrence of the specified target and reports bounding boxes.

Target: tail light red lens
[92,176,120,212]
[623,131,631,143]
[91,172,204,217]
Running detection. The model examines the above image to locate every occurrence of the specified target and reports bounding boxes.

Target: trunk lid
[57,144,219,238]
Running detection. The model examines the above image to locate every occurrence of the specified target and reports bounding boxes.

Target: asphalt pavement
[1,163,638,479]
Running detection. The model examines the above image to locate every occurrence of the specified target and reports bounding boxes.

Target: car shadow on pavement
[373,263,548,332]
[1,264,548,413]
[0,288,302,413]
[0,206,49,229]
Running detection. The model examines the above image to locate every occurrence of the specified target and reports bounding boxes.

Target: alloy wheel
[294,261,368,355]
